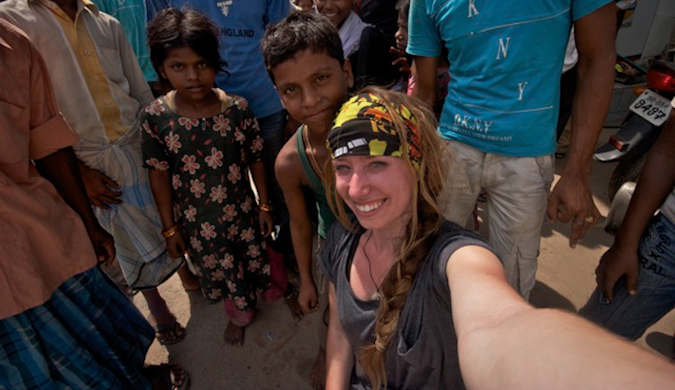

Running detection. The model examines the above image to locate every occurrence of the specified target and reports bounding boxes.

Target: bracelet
[259,201,273,212]
[161,225,178,238]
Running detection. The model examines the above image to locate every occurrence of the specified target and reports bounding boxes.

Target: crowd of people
[1,0,675,388]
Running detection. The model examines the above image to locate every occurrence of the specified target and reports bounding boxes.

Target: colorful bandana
[327,93,421,169]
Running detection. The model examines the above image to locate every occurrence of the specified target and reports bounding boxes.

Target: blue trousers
[579,213,675,340]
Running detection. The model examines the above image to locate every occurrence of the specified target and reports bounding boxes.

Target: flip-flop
[144,364,189,390]
[154,320,187,346]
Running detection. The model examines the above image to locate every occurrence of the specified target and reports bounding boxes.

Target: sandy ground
[136,127,675,389]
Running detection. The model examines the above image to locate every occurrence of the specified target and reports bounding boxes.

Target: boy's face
[315,0,352,28]
[294,0,313,12]
[272,50,353,133]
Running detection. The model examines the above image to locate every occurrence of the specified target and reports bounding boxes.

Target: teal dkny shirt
[407,0,612,157]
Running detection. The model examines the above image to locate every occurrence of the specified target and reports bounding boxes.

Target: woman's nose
[348,171,369,198]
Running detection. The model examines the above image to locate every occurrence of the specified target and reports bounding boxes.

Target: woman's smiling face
[333,155,415,235]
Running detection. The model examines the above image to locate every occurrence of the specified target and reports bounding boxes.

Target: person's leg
[439,140,484,228]
[310,236,328,390]
[483,154,554,300]
[579,214,675,340]
[223,299,256,347]
[141,288,186,345]
[177,263,200,291]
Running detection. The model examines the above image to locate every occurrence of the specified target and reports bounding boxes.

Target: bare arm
[547,3,617,247]
[325,282,354,390]
[411,56,439,108]
[250,160,273,237]
[597,112,675,299]
[276,145,319,314]
[35,147,115,264]
[148,169,186,258]
[448,246,675,389]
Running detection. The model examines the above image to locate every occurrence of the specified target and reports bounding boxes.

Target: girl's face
[333,155,415,235]
[160,46,216,104]
[315,0,353,28]
[394,9,408,52]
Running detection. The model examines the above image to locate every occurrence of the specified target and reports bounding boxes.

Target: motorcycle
[594,59,675,203]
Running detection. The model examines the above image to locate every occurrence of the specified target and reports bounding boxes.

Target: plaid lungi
[77,132,184,290]
[0,267,154,389]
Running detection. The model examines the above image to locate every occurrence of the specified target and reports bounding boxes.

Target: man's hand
[258,210,274,237]
[80,166,122,208]
[298,279,319,314]
[595,244,639,301]
[547,174,601,248]
[166,232,187,259]
[88,225,115,265]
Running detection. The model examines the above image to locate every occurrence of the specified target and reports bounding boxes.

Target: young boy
[262,11,353,388]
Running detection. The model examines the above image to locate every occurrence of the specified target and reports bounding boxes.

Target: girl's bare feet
[224,321,245,346]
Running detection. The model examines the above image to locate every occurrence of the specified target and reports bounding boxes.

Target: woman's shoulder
[320,216,360,283]
[429,221,495,275]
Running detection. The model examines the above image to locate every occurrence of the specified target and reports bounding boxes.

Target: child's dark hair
[262,11,344,83]
[396,0,410,16]
[147,8,226,84]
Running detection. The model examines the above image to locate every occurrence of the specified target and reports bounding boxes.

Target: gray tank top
[321,220,493,389]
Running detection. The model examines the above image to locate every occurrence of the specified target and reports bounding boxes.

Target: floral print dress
[140,89,270,310]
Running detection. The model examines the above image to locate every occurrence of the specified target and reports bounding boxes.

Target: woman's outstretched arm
[447,245,675,389]
[325,282,354,390]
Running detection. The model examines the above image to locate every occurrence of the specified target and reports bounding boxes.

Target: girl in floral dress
[141,8,296,346]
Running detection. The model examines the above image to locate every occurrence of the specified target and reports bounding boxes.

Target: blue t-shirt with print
[407,0,612,157]
[147,0,290,118]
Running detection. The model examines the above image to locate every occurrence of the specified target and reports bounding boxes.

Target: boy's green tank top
[295,127,335,238]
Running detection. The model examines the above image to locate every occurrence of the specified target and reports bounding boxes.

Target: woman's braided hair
[325,86,449,388]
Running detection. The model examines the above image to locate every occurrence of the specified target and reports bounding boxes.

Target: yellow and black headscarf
[327,92,422,170]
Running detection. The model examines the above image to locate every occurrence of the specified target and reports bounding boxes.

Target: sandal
[144,364,189,390]
[154,320,187,346]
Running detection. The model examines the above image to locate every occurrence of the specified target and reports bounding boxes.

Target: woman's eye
[197,62,208,69]
[369,161,387,169]
[334,164,351,175]
[171,64,183,71]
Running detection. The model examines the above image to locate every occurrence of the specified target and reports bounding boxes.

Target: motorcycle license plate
[629,89,672,127]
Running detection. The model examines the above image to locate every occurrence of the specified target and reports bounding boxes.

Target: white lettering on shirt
[496,37,511,60]
[468,0,479,18]
[454,114,494,133]
[518,82,528,101]
[217,0,233,17]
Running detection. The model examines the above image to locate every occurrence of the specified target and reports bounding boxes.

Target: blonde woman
[321,88,675,389]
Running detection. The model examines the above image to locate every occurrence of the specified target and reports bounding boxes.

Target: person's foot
[144,364,189,390]
[284,285,304,321]
[153,320,187,346]
[224,321,245,346]
[309,346,326,390]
